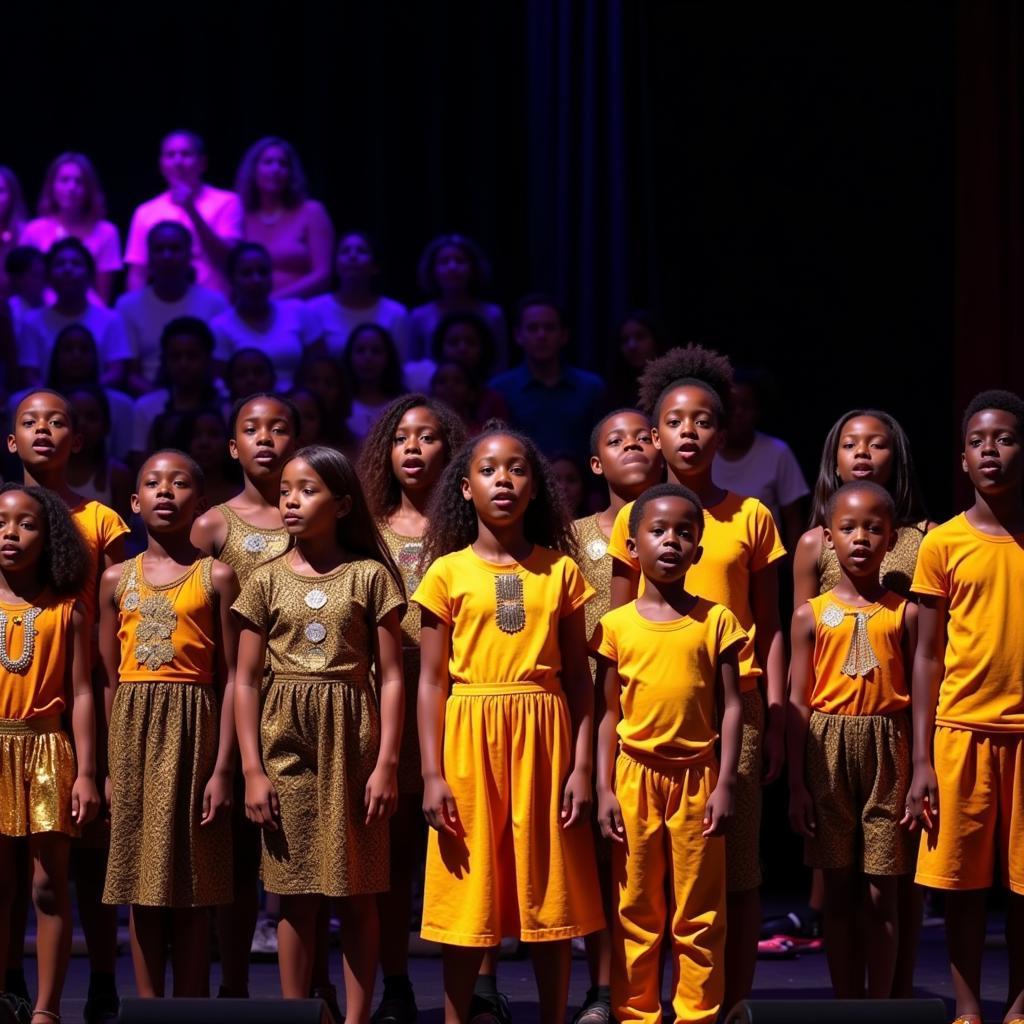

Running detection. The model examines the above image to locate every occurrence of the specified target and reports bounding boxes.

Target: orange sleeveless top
[0,593,75,720]
[807,590,909,716]
[114,556,217,685]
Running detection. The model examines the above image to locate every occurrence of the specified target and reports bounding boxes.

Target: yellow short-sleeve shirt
[593,598,746,767]
[411,545,594,691]
[70,499,130,625]
[911,513,1024,733]
[608,491,785,690]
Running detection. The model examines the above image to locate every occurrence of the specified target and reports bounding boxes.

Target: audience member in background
[132,317,222,463]
[211,242,323,391]
[292,352,350,443]
[163,408,241,510]
[551,453,588,519]
[116,221,227,393]
[287,386,350,455]
[489,295,606,462]
[606,310,666,409]
[236,136,334,299]
[65,385,132,520]
[20,153,122,305]
[0,166,28,294]
[714,368,809,553]
[427,311,507,419]
[408,234,507,366]
[124,131,243,295]
[224,347,276,407]
[428,361,481,435]
[308,231,411,361]
[342,323,406,445]
[17,238,131,389]
[2,246,45,332]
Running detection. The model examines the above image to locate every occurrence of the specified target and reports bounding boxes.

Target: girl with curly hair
[605,345,787,1011]
[0,482,99,1024]
[356,394,465,1024]
[413,423,602,1024]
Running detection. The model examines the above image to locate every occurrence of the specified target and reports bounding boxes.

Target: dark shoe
[0,992,32,1024]
[759,908,821,941]
[468,993,512,1024]
[311,984,344,1024]
[371,986,417,1024]
[571,992,610,1024]
[83,986,119,1024]
[2,973,28,1007]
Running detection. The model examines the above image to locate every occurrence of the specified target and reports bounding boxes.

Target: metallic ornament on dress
[135,595,178,671]
[0,607,42,673]
[841,609,881,677]
[243,533,268,554]
[122,591,140,612]
[586,537,609,562]
[305,647,328,671]
[397,542,423,594]
[305,589,328,610]
[494,573,526,635]
[305,622,327,643]
[820,603,845,629]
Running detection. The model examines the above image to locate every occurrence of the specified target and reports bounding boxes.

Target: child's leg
[377,794,422,979]
[215,808,261,997]
[441,945,488,1024]
[278,893,322,998]
[529,939,571,1024]
[945,890,987,1019]
[29,833,73,1016]
[821,868,864,997]
[310,899,332,992]
[1006,890,1024,1018]
[0,838,16,984]
[129,906,168,997]
[863,874,898,998]
[169,907,211,997]
[339,893,380,1024]
[5,849,29,995]
[891,874,923,997]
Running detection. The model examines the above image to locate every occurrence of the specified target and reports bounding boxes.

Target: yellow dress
[104,556,232,908]
[411,545,603,945]
[232,557,405,897]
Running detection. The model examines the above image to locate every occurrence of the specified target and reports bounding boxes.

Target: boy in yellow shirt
[594,483,744,1024]
[906,389,1024,1024]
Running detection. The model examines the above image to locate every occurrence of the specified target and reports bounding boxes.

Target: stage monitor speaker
[117,997,331,1022]
[725,998,947,1023]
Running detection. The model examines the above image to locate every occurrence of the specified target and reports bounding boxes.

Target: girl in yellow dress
[0,483,99,1024]
[233,445,405,1023]
[413,424,602,1024]
[358,394,465,1024]
[99,450,239,997]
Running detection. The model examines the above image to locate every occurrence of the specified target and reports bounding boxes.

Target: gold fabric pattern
[727,690,764,892]
[574,514,613,655]
[817,521,927,597]
[216,503,290,588]
[495,573,526,634]
[0,716,77,837]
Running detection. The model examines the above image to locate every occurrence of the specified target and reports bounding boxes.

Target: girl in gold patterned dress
[98,450,239,998]
[190,391,299,999]
[0,484,99,1024]
[358,394,465,1024]
[233,445,405,1021]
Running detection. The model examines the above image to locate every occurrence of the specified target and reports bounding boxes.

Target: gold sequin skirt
[260,675,388,897]
[104,681,232,907]
[0,717,77,837]
[726,689,764,892]
[397,648,422,795]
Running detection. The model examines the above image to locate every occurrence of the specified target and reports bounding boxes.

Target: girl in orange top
[0,484,99,1024]
[98,450,239,998]
[788,481,917,999]
[413,424,602,1024]
[358,394,466,1024]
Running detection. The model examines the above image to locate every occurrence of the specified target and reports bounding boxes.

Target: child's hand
[72,776,100,826]
[561,767,592,828]
[365,765,398,824]
[423,775,459,836]
[597,789,625,843]
[201,769,232,826]
[762,711,785,784]
[244,772,280,831]
[702,781,734,837]
[104,775,113,814]
[788,783,817,838]
[903,763,939,832]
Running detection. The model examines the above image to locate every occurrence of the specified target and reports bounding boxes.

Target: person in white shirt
[210,242,324,391]
[124,130,243,295]
[115,221,226,393]
[17,238,132,390]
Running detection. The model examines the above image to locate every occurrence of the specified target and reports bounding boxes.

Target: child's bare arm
[69,606,100,825]
[786,603,817,838]
[233,623,277,829]
[595,655,625,841]
[610,560,639,610]
[751,562,786,782]
[190,507,228,557]
[704,644,742,837]
[905,596,945,831]
[792,528,824,607]
[559,607,594,828]
[367,609,404,824]
[418,611,456,835]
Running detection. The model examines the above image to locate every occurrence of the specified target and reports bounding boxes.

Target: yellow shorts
[726,689,763,892]
[421,683,604,946]
[916,727,1024,894]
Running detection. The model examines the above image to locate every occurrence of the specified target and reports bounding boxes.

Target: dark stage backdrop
[3,2,958,520]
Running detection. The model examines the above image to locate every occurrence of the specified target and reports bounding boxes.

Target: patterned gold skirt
[260,675,388,897]
[104,681,232,908]
[0,717,77,837]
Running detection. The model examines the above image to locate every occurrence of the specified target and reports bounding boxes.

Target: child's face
[515,304,567,364]
[289,391,323,447]
[431,363,473,413]
[551,458,584,514]
[229,351,276,399]
[0,491,47,574]
[160,134,204,187]
[729,383,760,442]
[592,412,662,496]
[303,359,343,408]
[433,245,472,291]
[619,319,657,371]
[255,145,291,195]
[440,323,484,370]
[279,456,350,539]
[461,434,536,529]
[189,413,228,470]
[628,495,703,586]
[12,257,46,304]
[335,234,376,279]
[962,408,1024,495]
[8,393,79,470]
[132,452,201,530]
[148,227,192,280]
[349,330,388,385]
[232,250,273,304]
[835,415,894,487]
[165,336,209,388]
[68,392,106,451]
[49,247,90,298]
[652,385,723,478]
[823,488,895,578]
[230,397,296,480]
[53,162,87,215]
[391,407,447,495]
[54,329,97,382]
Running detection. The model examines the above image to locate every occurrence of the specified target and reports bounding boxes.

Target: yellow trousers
[611,754,725,1024]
